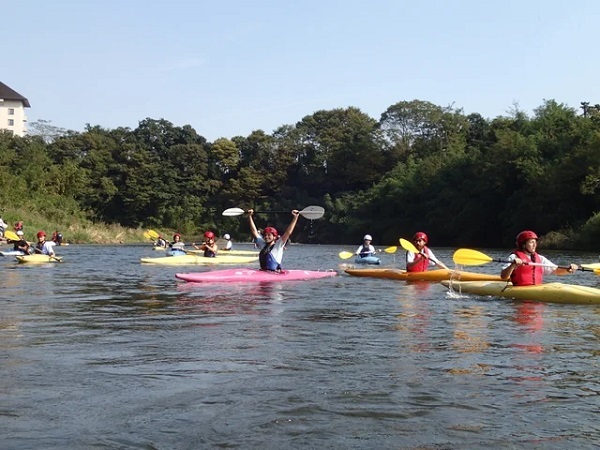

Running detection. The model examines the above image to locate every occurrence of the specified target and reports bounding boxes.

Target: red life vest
[407,247,431,272]
[510,249,544,286]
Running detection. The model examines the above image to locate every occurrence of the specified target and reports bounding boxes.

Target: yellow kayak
[441,280,600,305]
[16,254,62,264]
[345,268,502,282]
[153,246,167,251]
[185,249,259,256]
[140,254,258,265]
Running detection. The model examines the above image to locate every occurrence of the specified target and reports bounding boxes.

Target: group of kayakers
[150,209,299,273]
[6,230,57,257]
[153,231,235,258]
[356,229,579,287]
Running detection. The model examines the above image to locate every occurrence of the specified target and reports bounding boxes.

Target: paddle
[399,238,420,255]
[222,206,325,220]
[453,248,600,274]
[339,246,397,260]
[147,229,160,240]
[4,230,19,241]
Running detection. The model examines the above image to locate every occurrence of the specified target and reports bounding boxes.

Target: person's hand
[568,263,579,273]
[291,209,299,216]
[248,209,254,215]
[512,258,523,266]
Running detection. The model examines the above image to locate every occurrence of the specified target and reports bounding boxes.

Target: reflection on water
[1,244,599,449]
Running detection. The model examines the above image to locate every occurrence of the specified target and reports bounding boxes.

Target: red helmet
[37,230,46,238]
[173,233,181,239]
[263,226,278,238]
[516,230,538,246]
[204,231,215,239]
[413,232,428,243]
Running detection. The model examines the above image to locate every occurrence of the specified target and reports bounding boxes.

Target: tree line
[2,98,600,249]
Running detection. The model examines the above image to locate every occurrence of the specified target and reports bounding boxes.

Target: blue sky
[4,0,599,141]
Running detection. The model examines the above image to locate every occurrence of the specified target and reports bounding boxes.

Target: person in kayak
[11,230,31,254]
[248,208,300,272]
[406,231,448,272]
[500,230,578,285]
[169,233,185,250]
[356,234,376,258]
[192,231,218,257]
[51,231,64,245]
[155,235,168,248]
[33,231,56,257]
[222,233,233,251]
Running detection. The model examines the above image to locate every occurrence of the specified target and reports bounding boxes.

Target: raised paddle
[147,229,161,240]
[452,248,600,274]
[4,230,20,241]
[339,246,397,260]
[222,206,325,220]
[399,238,420,254]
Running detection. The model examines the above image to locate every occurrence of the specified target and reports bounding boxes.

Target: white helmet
[223,233,231,240]
[16,230,24,236]
[363,234,372,240]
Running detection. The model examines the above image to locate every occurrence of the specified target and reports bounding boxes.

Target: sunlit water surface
[1,244,599,449]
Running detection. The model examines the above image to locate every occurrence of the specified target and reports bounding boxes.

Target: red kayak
[176,268,337,283]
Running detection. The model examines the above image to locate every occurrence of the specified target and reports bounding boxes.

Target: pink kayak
[176,268,337,283]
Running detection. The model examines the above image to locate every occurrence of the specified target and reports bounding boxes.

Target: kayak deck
[441,280,600,305]
[345,268,502,282]
[354,256,381,265]
[176,268,337,283]
[16,254,62,264]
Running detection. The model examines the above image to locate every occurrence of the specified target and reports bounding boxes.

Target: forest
[2,98,600,249]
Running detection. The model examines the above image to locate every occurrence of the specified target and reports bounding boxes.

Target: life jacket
[510,249,544,286]
[357,245,372,257]
[203,247,216,257]
[407,247,431,272]
[259,242,281,272]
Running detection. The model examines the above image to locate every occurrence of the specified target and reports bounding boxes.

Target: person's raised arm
[280,210,300,244]
[248,209,260,239]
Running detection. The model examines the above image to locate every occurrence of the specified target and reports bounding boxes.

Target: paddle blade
[453,248,494,266]
[147,230,160,240]
[222,208,246,217]
[399,238,418,254]
[339,251,354,260]
[299,206,325,220]
[143,231,152,240]
[383,246,397,254]
[4,230,19,241]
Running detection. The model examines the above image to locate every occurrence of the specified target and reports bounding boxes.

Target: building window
[8,119,14,126]
[8,108,14,115]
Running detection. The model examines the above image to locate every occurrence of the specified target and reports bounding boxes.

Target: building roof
[0,82,31,107]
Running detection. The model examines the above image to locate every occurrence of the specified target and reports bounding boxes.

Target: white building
[0,82,30,137]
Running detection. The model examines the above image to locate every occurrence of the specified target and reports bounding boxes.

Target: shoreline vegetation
[4,99,600,249]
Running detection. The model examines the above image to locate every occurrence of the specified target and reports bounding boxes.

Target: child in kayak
[169,233,185,250]
[11,230,31,254]
[355,234,377,258]
[222,233,233,251]
[33,231,56,257]
[500,230,578,285]
[248,209,300,272]
[193,231,218,257]
[405,231,448,272]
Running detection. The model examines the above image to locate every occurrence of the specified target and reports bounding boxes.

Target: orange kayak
[344,268,502,282]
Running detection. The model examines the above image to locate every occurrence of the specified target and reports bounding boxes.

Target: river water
[1,244,599,449]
